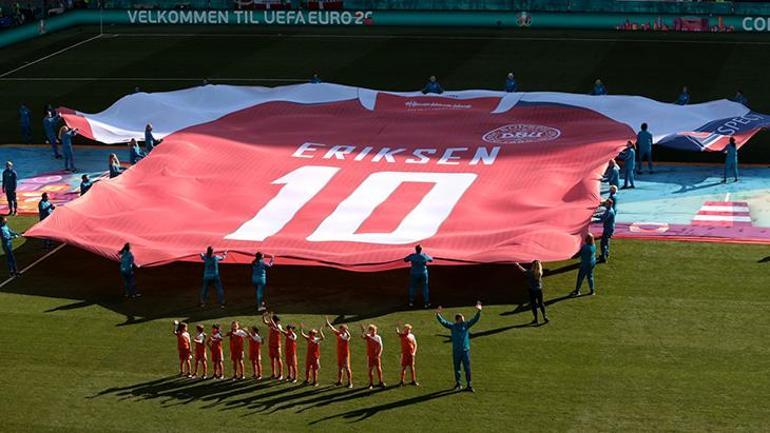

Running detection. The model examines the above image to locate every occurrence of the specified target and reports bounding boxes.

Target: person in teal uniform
[128,138,145,165]
[723,136,739,183]
[608,185,618,213]
[636,123,654,174]
[109,154,123,178]
[621,141,636,189]
[2,161,18,216]
[422,75,444,94]
[590,79,607,95]
[0,216,21,277]
[404,244,433,308]
[80,174,93,195]
[200,246,227,308]
[571,233,597,296]
[675,86,689,105]
[59,126,79,172]
[595,199,615,263]
[38,192,55,249]
[504,72,518,92]
[42,111,62,159]
[436,302,482,392]
[119,243,140,298]
[144,124,162,152]
[604,159,620,188]
[251,252,274,311]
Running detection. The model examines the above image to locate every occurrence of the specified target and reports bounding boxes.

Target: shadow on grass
[1,243,566,326]
[309,388,457,424]
[90,374,399,415]
[758,256,770,263]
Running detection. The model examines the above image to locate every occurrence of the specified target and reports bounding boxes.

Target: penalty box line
[0,33,104,79]
[0,243,65,290]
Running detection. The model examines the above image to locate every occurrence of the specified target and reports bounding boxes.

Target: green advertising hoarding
[3,9,770,49]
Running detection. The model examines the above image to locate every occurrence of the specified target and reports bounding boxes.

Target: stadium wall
[4,9,770,48]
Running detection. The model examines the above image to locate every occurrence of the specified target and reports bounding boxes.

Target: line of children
[172,315,419,389]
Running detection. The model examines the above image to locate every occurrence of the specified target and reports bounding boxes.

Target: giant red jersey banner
[27,84,770,269]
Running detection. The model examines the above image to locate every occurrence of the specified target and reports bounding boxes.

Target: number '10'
[225,166,478,245]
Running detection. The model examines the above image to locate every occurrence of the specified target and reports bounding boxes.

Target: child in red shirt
[280,324,299,383]
[191,324,208,379]
[173,321,192,377]
[396,323,418,386]
[227,321,248,380]
[361,323,385,389]
[325,316,353,388]
[248,326,263,379]
[301,324,325,386]
[262,312,284,380]
[208,324,224,379]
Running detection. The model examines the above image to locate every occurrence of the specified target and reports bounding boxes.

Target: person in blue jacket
[621,141,636,189]
[604,159,620,188]
[514,260,548,325]
[19,104,31,143]
[504,72,518,92]
[723,136,739,183]
[675,86,689,105]
[595,198,615,263]
[200,246,227,308]
[119,243,140,298]
[590,79,607,95]
[1,216,21,277]
[636,123,654,175]
[38,192,55,249]
[422,75,444,95]
[310,73,322,84]
[732,90,749,108]
[109,154,123,178]
[571,233,597,296]
[436,302,482,392]
[59,126,79,172]
[2,161,18,216]
[404,244,433,308]
[43,111,62,159]
[251,251,274,311]
[128,139,145,165]
[144,123,162,153]
[80,174,93,195]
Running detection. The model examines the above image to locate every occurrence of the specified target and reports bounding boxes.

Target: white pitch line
[700,205,749,213]
[692,215,751,222]
[110,32,770,45]
[0,77,306,82]
[0,243,65,290]
[0,34,104,79]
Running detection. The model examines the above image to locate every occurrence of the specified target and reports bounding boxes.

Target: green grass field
[2,218,770,432]
[1,26,770,432]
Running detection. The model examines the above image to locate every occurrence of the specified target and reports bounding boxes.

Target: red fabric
[28,95,634,270]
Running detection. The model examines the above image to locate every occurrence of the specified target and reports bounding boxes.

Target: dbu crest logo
[482,124,561,144]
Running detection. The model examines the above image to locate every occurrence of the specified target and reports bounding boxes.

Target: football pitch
[1,26,770,433]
